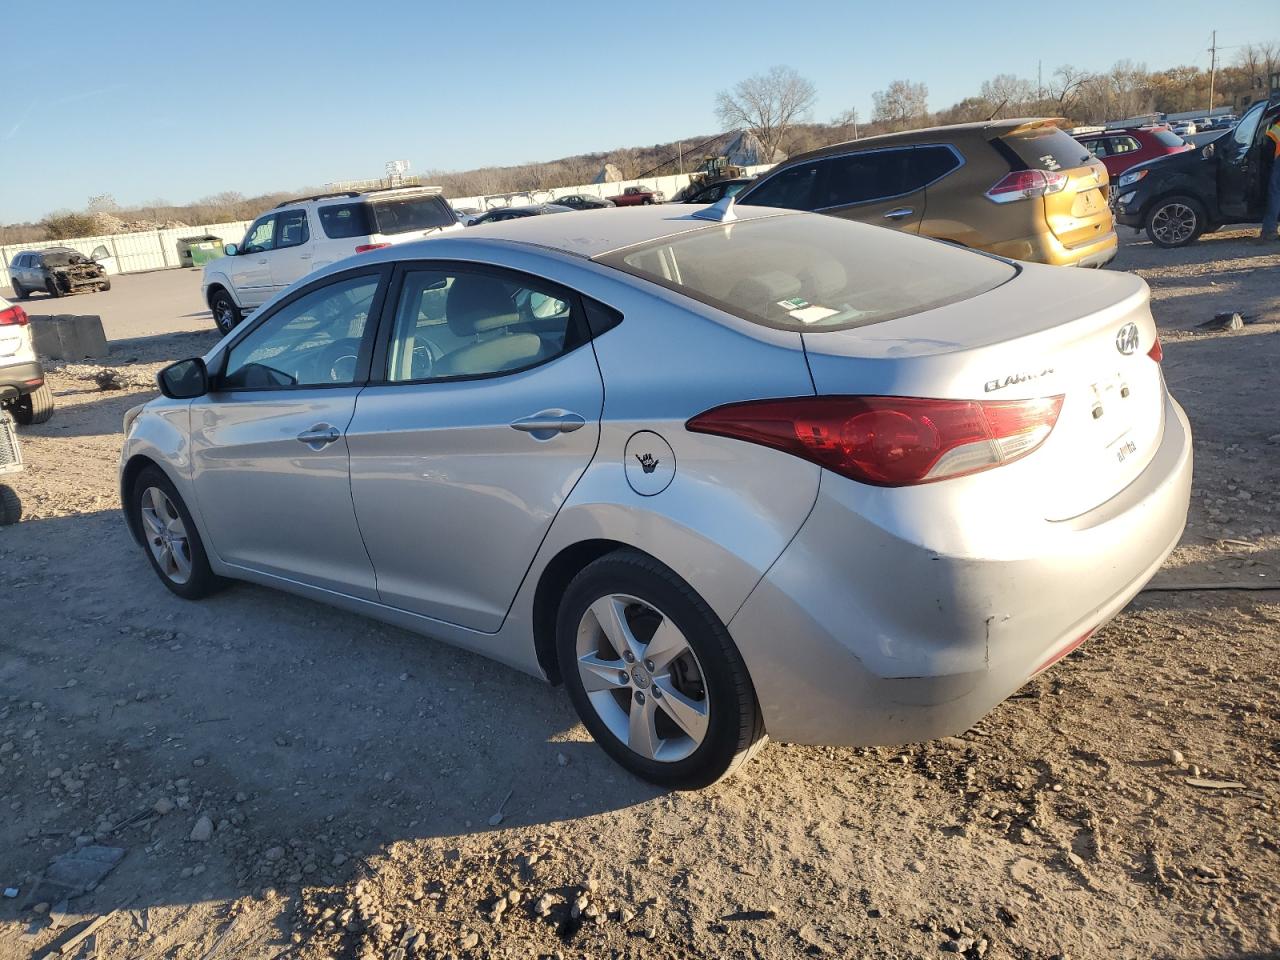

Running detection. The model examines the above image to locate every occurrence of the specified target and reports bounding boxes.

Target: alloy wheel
[139,486,193,584]
[1151,202,1197,245]
[575,594,710,763]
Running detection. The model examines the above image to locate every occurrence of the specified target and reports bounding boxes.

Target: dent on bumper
[729,396,1193,747]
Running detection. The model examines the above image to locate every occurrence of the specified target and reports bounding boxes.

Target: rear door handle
[296,423,341,448]
[299,254,312,260]
[509,410,587,438]
[883,207,914,220]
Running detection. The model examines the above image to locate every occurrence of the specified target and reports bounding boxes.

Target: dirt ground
[1,227,1277,960]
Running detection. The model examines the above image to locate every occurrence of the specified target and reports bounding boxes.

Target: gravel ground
[0,228,1277,960]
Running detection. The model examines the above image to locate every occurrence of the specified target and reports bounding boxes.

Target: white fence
[0,162,779,290]
[0,220,251,290]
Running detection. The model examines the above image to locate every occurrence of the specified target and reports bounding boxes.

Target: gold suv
[735,118,1117,268]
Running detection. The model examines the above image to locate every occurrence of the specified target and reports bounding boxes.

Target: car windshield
[598,213,1016,332]
[1153,129,1185,147]
[42,249,82,266]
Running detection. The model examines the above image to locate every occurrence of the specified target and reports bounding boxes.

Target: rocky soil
[0,229,1277,960]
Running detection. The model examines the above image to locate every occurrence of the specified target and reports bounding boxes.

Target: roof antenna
[693,194,738,223]
[985,98,1009,122]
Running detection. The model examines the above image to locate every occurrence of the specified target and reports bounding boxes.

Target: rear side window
[319,203,372,239]
[600,213,1015,332]
[1000,127,1092,172]
[371,196,457,235]
[819,149,910,207]
[909,146,962,187]
[740,162,822,210]
[1153,129,1184,148]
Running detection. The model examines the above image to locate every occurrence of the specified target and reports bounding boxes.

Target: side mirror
[157,358,209,400]
[1201,143,1215,159]
[223,243,239,257]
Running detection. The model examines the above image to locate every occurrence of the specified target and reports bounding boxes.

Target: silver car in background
[120,204,1192,788]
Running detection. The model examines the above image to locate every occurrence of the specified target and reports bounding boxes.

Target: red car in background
[1073,125,1193,180]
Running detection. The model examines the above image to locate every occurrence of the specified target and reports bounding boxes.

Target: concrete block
[28,314,109,360]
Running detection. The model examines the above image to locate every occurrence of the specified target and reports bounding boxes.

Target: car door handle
[257,258,268,264]
[509,410,587,436]
[299,254,312,259]
[883,207,915,220]
[296,424,341,447]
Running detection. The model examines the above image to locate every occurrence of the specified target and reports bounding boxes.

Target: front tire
[45,277,63,298]
[1145,195,1205,247]
[11,280,25,299]
[11,384,54,425]
[130,465,225,600]
[99,278,111,292]
[0,485,20,525]
[209,288,242,335]
[556,549,765,789]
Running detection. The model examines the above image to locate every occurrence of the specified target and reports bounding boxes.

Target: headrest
[444,275,520,336]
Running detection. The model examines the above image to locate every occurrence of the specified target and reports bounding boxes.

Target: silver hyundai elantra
[120,202,1192,788]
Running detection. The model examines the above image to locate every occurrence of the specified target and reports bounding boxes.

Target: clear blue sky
[1,0,1273,222]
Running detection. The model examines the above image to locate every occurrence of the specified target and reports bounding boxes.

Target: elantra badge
[1115,322,1140,355]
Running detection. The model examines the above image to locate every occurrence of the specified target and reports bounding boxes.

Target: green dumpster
[176,235,226,268]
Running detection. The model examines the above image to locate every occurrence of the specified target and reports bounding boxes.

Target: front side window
[275,209,309,248]
[1111,136,1141,154]
[1232,102,1265,148]
[820,149,912,208]
[385,268,580,382]
[740,162,822,210]
[242,216,276,254]
[222,275,379,389]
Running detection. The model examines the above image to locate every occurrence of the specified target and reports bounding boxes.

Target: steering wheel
[410,338,443,379]
[317,338,362,383]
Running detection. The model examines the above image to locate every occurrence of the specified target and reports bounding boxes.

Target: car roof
[373,204,793,260]
[780,118,1069,165]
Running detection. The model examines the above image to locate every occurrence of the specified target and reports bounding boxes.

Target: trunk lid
[800,264,1166,519]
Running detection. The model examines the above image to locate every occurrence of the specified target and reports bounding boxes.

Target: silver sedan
[120,203,1192,788]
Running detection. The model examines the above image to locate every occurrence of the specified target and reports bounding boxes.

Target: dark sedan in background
[467,203,575,226]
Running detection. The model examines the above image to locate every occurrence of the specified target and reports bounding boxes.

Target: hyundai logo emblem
[1115,322,1140,355]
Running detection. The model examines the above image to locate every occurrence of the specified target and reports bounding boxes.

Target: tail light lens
[0,304,29,326]
[985,169,1069,203]
[687,395,1064,487]
[355,243,390,254]
[1147,337,1163,362]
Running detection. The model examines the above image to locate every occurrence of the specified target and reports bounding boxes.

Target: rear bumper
[987,228,1118,268]
[728,392,1192,747]
[0,360,45,402]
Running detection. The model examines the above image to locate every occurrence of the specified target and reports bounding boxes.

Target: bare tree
[979,74,1036,117]
[86,193,119,213]
[715,65,817,161]
[871,80,929,131]
[1236,42,1280,91]
[1049,64,1095,115]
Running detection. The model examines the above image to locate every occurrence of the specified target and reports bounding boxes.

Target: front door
[188,269,389,597]
[231,214,278,307]
[816,146,929,234]
[1217,100,1269,220]
[347,264,605,632]
[268,208,313,293]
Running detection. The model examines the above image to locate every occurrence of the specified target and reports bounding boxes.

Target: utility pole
[1037,60,1043,101]
[677,140,683,176]
[1207,29,1217,114]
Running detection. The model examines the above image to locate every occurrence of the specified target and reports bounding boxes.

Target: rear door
[816,146,926,232]
[268,208,313,292]
[1001,124,1112,251]
[347,263,605,632]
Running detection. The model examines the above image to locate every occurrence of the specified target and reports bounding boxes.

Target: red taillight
[0,304,29,326]
[985,169,1069,203]
[687,395,1064,487]
[1147,337,1163,363]
[355,243,390,254]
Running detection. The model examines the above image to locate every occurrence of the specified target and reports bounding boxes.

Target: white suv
[0,295,54,424]
[202,187,462,334]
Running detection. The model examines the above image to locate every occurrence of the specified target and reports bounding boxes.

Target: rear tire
[130,465,226,600]
[210,288,242,335]
[0,485,20,525]
[11,384,54,425]
[1145,195,1205,247]
[556,549,766,789]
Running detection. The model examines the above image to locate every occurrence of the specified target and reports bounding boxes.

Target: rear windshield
[1001,127,1093,172]
[1152,129,1185,147]
[318,196,456,239]
[598,213,1015,332]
